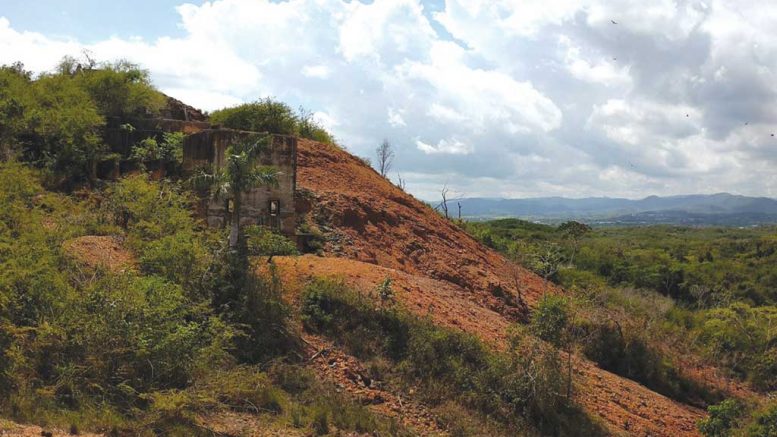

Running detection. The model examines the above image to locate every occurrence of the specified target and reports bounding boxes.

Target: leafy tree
[60,57,166,118]
[130,131,185,177]
[26,73,106,184]
[0,57,165,185]
[210,99,336,143]
[558,220,591,265]
[0,63,33,159]
[698,399,743,437]
[746,403,777,437]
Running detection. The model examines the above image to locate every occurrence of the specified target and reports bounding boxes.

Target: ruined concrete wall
[183,129,297,236]
[104,117,211,156]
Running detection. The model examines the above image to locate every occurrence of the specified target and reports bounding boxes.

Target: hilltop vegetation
[467,219,777,434]
[0,59,165,186]
[210,98,335,144]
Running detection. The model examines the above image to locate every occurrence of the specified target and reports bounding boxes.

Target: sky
[1,0,777,200]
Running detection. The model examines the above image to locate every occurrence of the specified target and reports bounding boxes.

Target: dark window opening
[269,199,280,216]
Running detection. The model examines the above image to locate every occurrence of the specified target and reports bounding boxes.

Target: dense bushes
[697,399,777,437]
[697,304,777,391]
[467,218,777,401]
[0,163,314,433]
[0,164,232,429]
[301,279,605,436]
[0,59,165,185]
[210,98,335,144]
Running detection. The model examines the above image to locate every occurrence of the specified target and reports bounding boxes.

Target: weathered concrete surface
[183,129,297,235]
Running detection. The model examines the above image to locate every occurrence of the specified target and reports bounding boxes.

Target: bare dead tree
[440,185,450,219]
[375,139,394,178]
[507,259,524,305]
[396,173,406,191]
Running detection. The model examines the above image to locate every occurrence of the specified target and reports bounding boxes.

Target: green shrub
[698,399,744,437]
[211,98,298,135]
[210,98,335,144]
[56,274,232,405]
[205,248,295,363]
[139,231,209,293]
[746,403,777,437]
[300,279,604,436]
[530,294,569,347]
[244,225,299,257]
[104,175,197,243]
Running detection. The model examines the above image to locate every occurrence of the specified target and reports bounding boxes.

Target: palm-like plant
[192,134,280,250]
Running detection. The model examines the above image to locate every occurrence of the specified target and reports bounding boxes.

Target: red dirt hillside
[293,139,708,436]
[296,138,558,320]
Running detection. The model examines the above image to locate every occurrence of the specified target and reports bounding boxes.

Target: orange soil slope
[296,139,558,321]
[294,140,707,436]
[276,255,704,437]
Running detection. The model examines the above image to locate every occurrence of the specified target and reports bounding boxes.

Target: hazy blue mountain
[452,193,777,225]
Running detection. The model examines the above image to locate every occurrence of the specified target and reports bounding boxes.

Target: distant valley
[453,193,777,226]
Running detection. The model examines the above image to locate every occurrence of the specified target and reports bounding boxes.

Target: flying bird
[611,19,618,24]
[745,122,749,125]
[686,114,689,117]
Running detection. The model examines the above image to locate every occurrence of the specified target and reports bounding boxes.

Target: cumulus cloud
[2,0,777,198]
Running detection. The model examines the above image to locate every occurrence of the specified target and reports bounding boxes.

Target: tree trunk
[567,349,573,399]
[229,195,241,250]
[88,158,98,187]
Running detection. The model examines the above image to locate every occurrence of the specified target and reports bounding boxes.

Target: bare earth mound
[62,235,136,273]
[294,139,710,436]
[275,255,704,436]
[296,139,558,321]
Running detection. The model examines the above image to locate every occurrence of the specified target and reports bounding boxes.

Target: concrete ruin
[100,95,299,238]
[182,129,298,236]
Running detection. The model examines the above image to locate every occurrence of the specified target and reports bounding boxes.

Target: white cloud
[387,107,406,127]
[302,64,331,78]
[2,0,777,198]
[416,137,472,155]
[559,35,632,88]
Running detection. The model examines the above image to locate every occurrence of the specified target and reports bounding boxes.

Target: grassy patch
[301,278,607,436]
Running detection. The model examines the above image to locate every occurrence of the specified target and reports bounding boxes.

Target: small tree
[557,221,591,266]
[697,399,743,437]
[375,139,394,178]
[130,131,184,178]
[530,242,565,289]
[531,294,574,398]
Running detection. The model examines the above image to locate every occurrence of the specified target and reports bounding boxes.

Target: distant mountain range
[453,193,777,226]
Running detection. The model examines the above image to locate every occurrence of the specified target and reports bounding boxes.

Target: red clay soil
[296,139,558,321]
[293,139,725,436]
[301,333,447,436]
[274,255,705,437]
[62,235,136,273]
[0,420,101,437]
